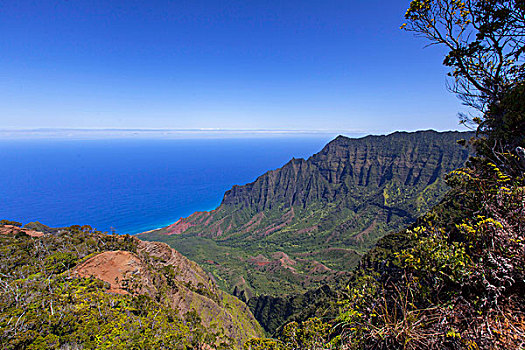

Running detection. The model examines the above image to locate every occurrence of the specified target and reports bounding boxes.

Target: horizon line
[0,127,470,140]
[0,127,365,133]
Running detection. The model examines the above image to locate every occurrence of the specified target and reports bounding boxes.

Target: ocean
[0,137,332,234]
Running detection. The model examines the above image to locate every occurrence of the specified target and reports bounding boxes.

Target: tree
[402,0,525,153]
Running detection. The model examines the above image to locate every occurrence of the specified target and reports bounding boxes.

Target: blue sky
[0,0,468,135]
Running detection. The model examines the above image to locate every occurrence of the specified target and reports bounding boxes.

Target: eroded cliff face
[142,131,473,297]
[161,131,470,239]
[224,131,469,209]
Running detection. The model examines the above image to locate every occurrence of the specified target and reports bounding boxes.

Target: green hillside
[248,149,525,349]
[0,223,263,349]
[142,130,472,299]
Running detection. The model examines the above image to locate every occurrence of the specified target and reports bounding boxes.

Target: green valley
[141,130,473,300]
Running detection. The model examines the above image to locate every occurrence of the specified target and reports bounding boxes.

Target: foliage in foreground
[335,156,525,349]
[244,152,525,349]
[316,1,524,347]
[244,0,525,345]
[244,317,335,350]
[0,227,234,349]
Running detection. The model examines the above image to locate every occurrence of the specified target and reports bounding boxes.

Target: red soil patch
[210,217,226,237]
[203,210,218,225]
[0,225,44,238]
[242,212,265,233]
[163,217,196,235]
[271,251,297,267]
[310,261,332,273]
[353,219,377,242]
[263,208,295,236]
[296,225,318,235]
[272,251,297,272]
[247,254,271,267]
[248,252,299,272]
[160,210,224,236]
[74,250,145,295]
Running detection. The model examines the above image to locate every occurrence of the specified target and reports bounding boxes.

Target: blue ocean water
[0,138,332,234]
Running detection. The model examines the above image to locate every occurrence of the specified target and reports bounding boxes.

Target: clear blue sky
[0,0,468,134]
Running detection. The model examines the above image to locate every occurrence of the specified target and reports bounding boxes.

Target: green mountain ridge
[141,130,473,299]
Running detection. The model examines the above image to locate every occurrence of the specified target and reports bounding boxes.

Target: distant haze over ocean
[0,137,335,234]
[0,128,366,140]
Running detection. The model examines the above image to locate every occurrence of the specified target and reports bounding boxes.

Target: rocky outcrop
[74,250,145,294]
[72,237,263,348]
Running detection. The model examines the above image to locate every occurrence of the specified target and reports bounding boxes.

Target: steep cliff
[142,131,472,297]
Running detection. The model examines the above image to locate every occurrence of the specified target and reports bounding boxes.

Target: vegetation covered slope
[244,0,525,347]
[333,160,524,349]
[244,161,525,349]
[142,130,472,297]
[0,223,263,349]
